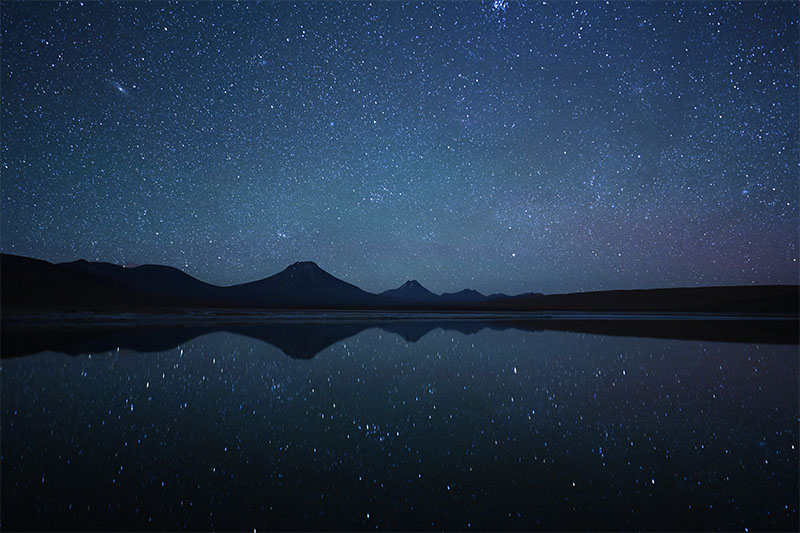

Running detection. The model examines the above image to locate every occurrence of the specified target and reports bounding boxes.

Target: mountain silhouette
[58,259,228,304]
[1,254,386,309]
[487,292,514,300]
[1,252,798,314]
[225,261,386,307]
[380,280,439,302]
[382,281,498,305]
[1,254,169,308]
[438,288,487,303]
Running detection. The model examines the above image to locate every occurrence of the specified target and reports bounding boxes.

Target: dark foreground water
[2,319,798,531]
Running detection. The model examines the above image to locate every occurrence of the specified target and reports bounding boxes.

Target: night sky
[1,1,797,295]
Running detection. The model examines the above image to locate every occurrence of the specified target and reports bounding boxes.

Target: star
[0,1,795,294]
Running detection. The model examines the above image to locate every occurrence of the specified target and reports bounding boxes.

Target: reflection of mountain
[226,322,370,358]
[3,316,796,359]
[380,321,495,342]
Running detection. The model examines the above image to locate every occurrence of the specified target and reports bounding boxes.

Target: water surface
[2,321,797,530]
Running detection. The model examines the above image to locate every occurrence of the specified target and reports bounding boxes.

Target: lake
[1,314,798,531]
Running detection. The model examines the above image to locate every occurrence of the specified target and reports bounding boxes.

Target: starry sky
[1,1,798,295]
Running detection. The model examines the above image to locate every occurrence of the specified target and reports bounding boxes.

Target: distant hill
[1,253,797,314]
[58,259,228,304]
[487,286,799,314]
[381,280,497,305]
[1,254,165,309]
[1,255,386,309]
[381,280,439,302]
[439,288,487,304]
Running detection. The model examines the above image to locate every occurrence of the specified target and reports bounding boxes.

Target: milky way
[1,2,797,294]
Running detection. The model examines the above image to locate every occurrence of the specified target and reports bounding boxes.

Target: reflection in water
[2,315,797,359]
[1,325,798,531]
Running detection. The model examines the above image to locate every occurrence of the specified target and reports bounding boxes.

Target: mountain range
[1,253,522,310]
[380,279,513,304]
[1,253,797,314]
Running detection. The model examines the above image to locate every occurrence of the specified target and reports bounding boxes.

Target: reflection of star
[109,79,129,96]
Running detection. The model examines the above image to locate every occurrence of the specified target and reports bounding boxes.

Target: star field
[2,1,797,294]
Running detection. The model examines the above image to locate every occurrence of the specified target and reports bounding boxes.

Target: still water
[2,320,798,531]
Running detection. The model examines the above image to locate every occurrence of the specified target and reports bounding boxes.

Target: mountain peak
[226,259,378,306]
[381,279,438,301]
[288,261,321,269]
[438,288,487,303]
[275,261,334,284]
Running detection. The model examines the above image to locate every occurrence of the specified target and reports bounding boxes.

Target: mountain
[381,280,439,302]
[58,259,227,304]
[438,288,487,304]
[382,281,494,305]
[1,253,503,310]
[2,252,798,314]
[225,261,384,307]
[0,252,513,311]
[1,254,383,309]
[486,293,513,301]
[1,253,160,308]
